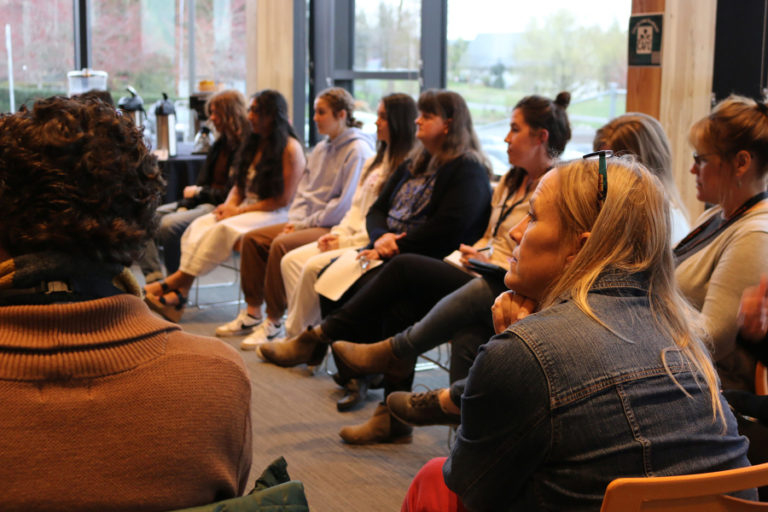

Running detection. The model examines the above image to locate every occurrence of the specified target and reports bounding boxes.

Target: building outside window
[447,0,631,174]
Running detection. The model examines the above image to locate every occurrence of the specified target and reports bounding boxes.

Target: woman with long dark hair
[145,89,306,321]
[257,89,494,367]
[229,93,418,341]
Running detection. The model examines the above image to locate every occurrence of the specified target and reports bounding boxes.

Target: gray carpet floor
[142,268,453,512]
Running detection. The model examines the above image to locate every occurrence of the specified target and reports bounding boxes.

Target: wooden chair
[600,462,768,511]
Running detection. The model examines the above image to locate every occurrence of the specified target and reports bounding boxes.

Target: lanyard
[492,177,536,238]
[674,190,768,260]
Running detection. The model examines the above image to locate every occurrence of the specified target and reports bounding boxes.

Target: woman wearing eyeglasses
[402,157,754,512]
[674,95,768,392]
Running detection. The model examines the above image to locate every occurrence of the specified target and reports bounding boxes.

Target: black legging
[321,253,474,344]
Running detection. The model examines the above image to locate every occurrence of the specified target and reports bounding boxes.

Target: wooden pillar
[627,0,664,117]
[627,0,717,220]
[246,0,295,120]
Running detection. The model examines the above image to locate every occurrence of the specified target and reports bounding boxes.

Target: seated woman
[274,93,418,342]
[257,89,493,364]
[139,90,251,283]
[0,96,252,509]
[594,112,690,244]
[144,89,306,322]
[214,87,375,345]
[407,156,754,511]
[675,94,768,392]
[359,110,690,430]
[324,92,572,441]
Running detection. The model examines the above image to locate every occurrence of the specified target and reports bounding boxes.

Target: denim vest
[444,270,754,512]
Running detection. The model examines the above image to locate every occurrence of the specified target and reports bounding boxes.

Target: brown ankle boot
[331,338,415,382]
[257,326,329,367]
[338,403,413,445]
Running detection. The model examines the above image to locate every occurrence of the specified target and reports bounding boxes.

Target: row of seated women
[137,82,768,509]
[1,82,767,511]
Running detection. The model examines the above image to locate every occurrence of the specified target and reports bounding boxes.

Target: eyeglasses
[692,152,715,166]
[582,150,612,208]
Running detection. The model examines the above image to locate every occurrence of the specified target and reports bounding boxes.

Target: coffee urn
[117,86,144,128]
[154,92,177,157]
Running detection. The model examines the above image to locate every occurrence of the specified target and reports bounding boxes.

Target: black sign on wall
[628,14,663,67]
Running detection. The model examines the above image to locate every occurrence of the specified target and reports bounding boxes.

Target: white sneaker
[216,309,262,337]
[240,319,284,351]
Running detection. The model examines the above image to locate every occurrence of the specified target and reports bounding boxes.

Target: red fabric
[401,457,469,512]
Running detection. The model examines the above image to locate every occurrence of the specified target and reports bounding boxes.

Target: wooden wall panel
[626,0,664,117]
[246,0,295,119]
[627,0,717,221]
[659,0,717,221]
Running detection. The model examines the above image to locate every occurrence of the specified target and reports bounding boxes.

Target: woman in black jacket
[259,89,492,365]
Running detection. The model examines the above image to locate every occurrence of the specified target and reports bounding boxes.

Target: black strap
[492,178,536,238]
[674,190,768,261]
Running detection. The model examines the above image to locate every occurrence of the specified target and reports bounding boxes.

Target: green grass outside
[448,81,626,128]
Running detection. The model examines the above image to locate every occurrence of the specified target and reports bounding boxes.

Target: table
[157,142,208,203]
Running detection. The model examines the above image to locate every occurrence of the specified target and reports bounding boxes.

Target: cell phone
[466,258,506,278]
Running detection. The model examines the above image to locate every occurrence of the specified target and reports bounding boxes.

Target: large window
[308,0,444,144]
[447,0,631,174]
[0,0,74,112]
[352,0,421,131]
[91,0,246,141]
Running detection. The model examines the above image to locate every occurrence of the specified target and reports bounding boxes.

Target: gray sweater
[676,205,768,390]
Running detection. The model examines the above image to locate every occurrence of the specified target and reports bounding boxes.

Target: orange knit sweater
[0,294,252,511]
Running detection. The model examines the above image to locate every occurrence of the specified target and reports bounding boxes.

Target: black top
[366,154,492,259]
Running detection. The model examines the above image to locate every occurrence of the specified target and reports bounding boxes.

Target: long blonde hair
[541,157,723,423]
[594,112,687,222]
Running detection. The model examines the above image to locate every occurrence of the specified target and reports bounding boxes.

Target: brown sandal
[144,289,187,323]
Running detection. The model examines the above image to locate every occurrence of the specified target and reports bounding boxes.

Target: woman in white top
[144,90,306,322]
[275,93,418,339]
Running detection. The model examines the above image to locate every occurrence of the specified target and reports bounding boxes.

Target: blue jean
[444,270,756,511]
[138,202,215,277]
[391,275,507,401]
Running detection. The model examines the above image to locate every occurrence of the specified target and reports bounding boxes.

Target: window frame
[306,0,447,145]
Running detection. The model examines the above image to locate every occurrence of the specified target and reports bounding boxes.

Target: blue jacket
[444,270,754,511]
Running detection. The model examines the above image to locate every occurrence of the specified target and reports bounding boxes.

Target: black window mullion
[73,0,92,70]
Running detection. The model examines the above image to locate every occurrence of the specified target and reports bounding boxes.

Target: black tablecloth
[158,142,208,203]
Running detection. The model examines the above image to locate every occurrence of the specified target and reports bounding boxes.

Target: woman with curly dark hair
[0,96,253,510]
[144,89,306,322]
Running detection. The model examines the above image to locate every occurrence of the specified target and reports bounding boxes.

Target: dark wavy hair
[364,93,418,190]
[236,89,300,200]
[0,96,164,265]
[503,91,572,193]
[411,89,490,175]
